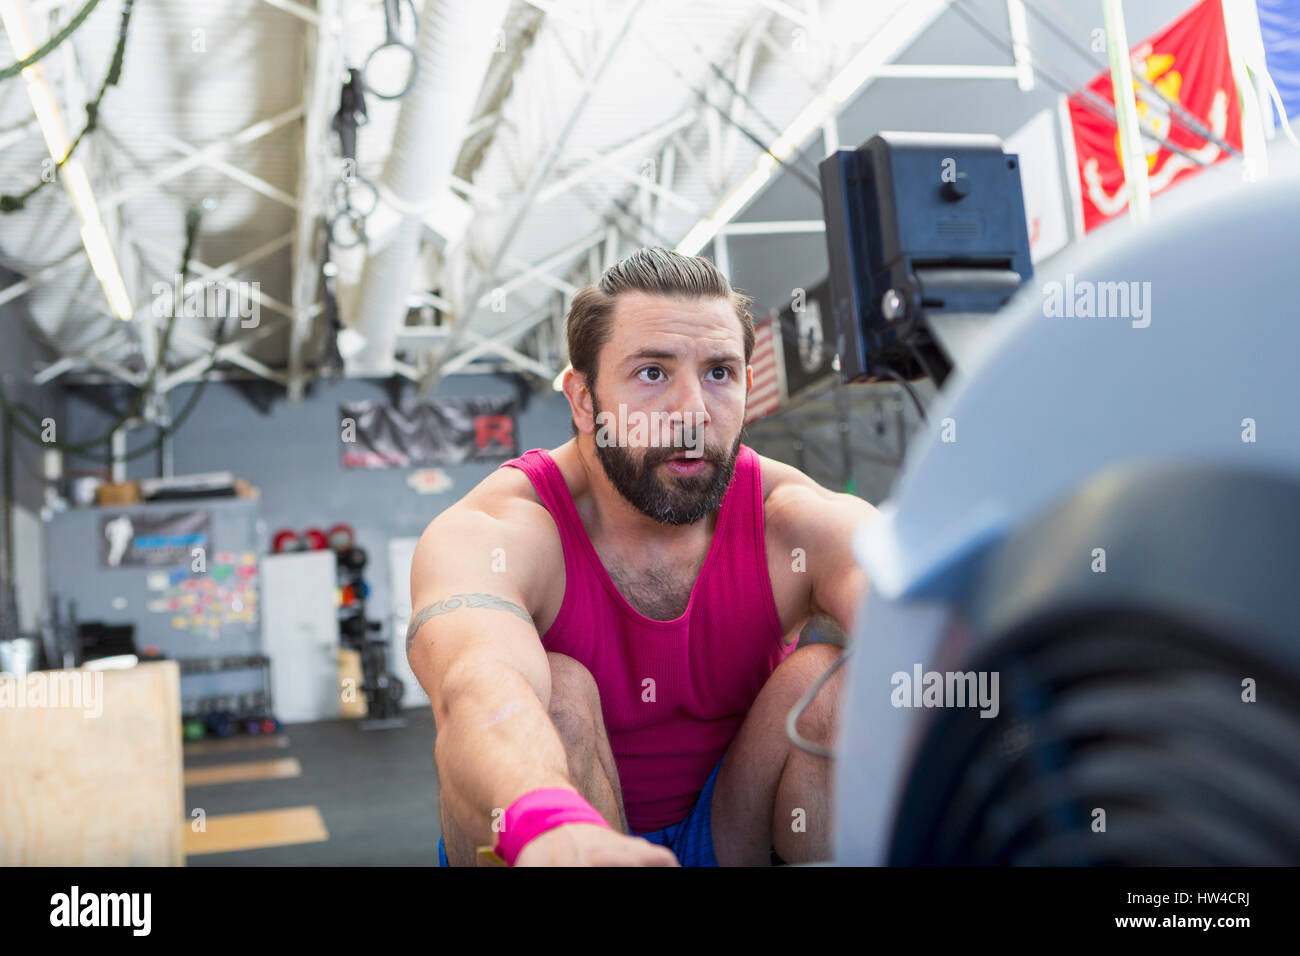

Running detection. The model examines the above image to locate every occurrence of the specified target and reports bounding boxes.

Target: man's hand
[514,824,680,866]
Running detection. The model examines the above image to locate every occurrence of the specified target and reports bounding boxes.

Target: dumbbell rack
[336,547,406,731]
[179,654,280,740]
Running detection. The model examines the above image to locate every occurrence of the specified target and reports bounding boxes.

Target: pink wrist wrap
[494,788,611,866]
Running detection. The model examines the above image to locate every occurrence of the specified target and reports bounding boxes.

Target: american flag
[745,314,785,424]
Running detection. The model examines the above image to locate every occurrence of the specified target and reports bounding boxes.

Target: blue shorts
[437,756,723,867]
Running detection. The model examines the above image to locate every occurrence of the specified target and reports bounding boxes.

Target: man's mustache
[643,443,724,467]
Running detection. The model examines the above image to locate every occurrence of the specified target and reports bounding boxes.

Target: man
[406,247,878,866]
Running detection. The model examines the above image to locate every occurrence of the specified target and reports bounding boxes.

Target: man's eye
[638,367,663,382]
[709,367,731,381]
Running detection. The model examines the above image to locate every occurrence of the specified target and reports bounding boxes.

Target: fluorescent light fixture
[2,0,135,320]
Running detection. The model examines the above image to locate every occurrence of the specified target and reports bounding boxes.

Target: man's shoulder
[416,455,566,612]
[752,449,823,508]
[439,446,588,551]
[751,448,878,538]
[448,455,555,532]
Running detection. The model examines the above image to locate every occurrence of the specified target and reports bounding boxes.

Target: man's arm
[405,504,571,854]
[406,500,677,866]
[769,474,880,636]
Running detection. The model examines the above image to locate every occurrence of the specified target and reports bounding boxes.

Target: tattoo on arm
[405,593,534,653]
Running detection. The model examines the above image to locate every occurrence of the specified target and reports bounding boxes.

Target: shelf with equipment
[334,535,406,730]
[179,653,278,740]
[268,522,406,729]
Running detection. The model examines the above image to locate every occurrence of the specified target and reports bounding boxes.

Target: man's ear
[747,366,754,391]
[563,369,596,435]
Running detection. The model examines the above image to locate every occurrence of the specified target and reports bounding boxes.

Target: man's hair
[565,246,755,436]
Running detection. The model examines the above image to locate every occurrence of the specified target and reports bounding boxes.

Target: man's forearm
[434,663,577,849]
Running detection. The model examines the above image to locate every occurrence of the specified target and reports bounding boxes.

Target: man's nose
[670,378,709,427]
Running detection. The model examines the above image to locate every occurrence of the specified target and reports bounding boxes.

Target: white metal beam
[475,228,603,308]
[289,0,342,403]
[394,326,450,342]
[537,111,698,205]
[0,116,40,155]
[157,315,291,392]
[101,106,303,211]
[439,305,553,376]
[677,0,951,256]
[155,132,299,209]
[134,233,297,322]
[259,0,319,26]
[722,27,762,176]
[870,64,1022,79]
[651,140,677,238]
[406,291,455,313]
[713,231,730,279]
[448,173,500,209]
[33,329,128,385]
[1006,0,1036,92]
[522,0,594,31]
[718,219,825,236]
[463,328,553,378]
[0,249,82,308]
[504,255,579,297]
[754,0,818,32]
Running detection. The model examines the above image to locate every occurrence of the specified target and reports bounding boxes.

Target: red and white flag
[1068,0,1242,232]
[745,315,784,424]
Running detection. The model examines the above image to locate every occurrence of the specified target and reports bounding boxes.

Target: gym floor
[182,626,841,865]
[182,709,441,866]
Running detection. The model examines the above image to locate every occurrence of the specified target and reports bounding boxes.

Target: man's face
[586,292,749,526]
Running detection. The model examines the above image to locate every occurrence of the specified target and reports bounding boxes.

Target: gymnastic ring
[333,173,378,219]
[328,209,368,250]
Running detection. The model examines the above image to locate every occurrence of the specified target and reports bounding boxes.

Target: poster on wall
[777,278,836,401]
[1067,0,1242,233]
[144,552,260,639]
[340,396,518,469]
[98,510,212,568]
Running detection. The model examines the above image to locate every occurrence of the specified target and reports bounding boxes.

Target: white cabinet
[261,550,339,724]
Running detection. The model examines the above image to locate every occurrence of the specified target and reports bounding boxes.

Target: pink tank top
[500,445,794,833]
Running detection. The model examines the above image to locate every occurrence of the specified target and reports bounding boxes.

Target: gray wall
[0,296,65,515]
[43,497,263,706]
[60,374,575,652]
[1,291,66,635]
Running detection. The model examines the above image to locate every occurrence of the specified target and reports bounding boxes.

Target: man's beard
[591,397,742,527]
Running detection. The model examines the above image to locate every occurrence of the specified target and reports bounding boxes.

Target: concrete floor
[184,707,442,866]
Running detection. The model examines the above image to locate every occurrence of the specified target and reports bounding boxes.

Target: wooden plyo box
[0,661,184,865]
[338,648,367,719]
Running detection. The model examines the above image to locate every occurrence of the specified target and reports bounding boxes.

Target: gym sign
[340,396,518,469]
